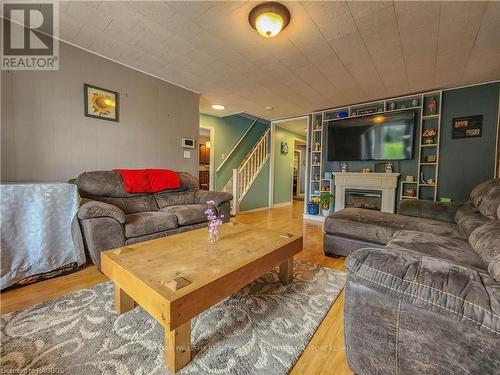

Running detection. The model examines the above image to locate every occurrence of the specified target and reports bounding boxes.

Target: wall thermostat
[181,138,195,149]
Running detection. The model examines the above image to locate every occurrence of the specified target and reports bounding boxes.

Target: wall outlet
[183,151,191,159]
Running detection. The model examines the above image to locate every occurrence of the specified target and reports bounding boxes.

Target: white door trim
[199,125,215,191]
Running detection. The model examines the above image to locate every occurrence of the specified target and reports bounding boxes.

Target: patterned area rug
[1,261,346,375]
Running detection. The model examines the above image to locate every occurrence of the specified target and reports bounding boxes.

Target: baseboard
[272,202,293,208]
[303,213,327,222]
[238,206,270,214]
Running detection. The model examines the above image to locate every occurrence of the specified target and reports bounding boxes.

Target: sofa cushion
[324,208,463,245]
[455,202,491,238]
[387,230,487,272]
[476,185,500,219]
[345,248,500,337]
[125,211,178,238]
[155,191,195,209]
[470,178,500,204]
[489,254,500,282]
[160,204,210,226]
[469,221,500,281]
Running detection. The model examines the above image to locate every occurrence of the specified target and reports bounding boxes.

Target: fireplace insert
[345,189,382,211]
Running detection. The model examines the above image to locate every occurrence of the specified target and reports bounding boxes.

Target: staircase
[223,128,270,215]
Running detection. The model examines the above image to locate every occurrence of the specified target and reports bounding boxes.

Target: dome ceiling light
[211,104,225,110]
[249,2,291,38]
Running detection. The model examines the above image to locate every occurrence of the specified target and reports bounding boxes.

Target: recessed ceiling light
[211,104,225,110]
[304,128,308,132]
[249,2,291,38]
[265,106,274,110]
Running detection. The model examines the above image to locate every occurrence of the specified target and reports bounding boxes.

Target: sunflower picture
[84,84,119,122]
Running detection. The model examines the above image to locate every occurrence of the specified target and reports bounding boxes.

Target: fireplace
[345,189,382,211]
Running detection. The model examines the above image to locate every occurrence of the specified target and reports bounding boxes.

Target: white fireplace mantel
[333,172,400,213]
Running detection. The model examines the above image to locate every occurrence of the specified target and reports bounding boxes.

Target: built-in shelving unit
[304,90,444,218]
[416,91,442,201]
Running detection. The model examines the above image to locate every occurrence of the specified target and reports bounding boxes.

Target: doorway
[199,126,214,191]
[293,139,306,200]
[269,116,308,208]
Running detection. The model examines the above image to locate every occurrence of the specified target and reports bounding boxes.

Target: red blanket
[114,169,181,193]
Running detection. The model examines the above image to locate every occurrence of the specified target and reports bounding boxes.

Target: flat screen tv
[327,111,415,161]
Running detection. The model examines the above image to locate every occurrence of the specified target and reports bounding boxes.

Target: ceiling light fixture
[265,106,274,110]
[249,2,291,38]
[211,104,225,110]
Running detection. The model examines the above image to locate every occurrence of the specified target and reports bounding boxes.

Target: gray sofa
[325,179,500,374]
[73,170,232,269]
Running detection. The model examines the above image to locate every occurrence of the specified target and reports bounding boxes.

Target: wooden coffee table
[101,222,303,373]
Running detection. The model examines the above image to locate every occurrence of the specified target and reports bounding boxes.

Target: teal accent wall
[274,126,306,204]
[199,113,268,191]
[239,159,270,211]
[439,83,499,202]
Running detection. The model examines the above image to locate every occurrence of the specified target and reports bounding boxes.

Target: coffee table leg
[165,321,191,372]
[279,257,293,284]
[114,283,135,314]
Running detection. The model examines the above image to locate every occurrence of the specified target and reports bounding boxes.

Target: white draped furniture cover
[1,183,85,289]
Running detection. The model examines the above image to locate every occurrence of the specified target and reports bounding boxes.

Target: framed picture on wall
[452,115,482,139]
[280,141,289,155]
[84,84,119,122]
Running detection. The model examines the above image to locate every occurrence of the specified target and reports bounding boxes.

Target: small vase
[208,230,219,243]
[424,137,434,144]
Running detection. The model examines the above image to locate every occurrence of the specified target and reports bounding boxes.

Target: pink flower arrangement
[205,200,224,242]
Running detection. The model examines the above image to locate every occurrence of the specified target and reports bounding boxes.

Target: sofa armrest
[77,200,126,224]
[345,247,499,334]
[398,199,460,223]
[194,190,233,207]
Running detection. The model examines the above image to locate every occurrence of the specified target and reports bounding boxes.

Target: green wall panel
[273,126,306,204]
[239,159,270,211]
[200,113,268,191]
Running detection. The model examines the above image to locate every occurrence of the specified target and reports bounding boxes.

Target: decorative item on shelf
[323,186,331,193]
[426,155,437,163]
[384,163,393,173]
[420,172,426,183]
[280,141,288,155]
[405,175,415,182]
[412,98,419,107]
[205,200,223,243]
[324,172,332,179]
[313,173,320,181]
[362,168,371,173]
[426,178,435,184]
[307,197,320,215]
[440,197,452,203]
[314,119,321,129]
[377,108,383,112]
[422,128,437,144]
[400,104,407,109]
[314,189,320,195]
[390,102,396,110]
[314,141,321,152]
[319,193,333,217]
[337,111,348,118]
[358,107,378,115]
[427,97,437,115]
[341,163,348,173]
[405,187,415,197]
[351,110,357,116]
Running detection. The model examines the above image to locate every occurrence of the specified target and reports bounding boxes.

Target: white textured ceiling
[277,118,308,136]
[59,1,500,120]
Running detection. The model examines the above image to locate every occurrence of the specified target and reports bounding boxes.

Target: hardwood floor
[0,202,353,375]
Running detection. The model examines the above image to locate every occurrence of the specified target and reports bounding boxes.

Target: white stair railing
[231,128,270,215]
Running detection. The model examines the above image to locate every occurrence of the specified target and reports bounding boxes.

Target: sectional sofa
[325,178,500,374]
[73,170,232,269]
